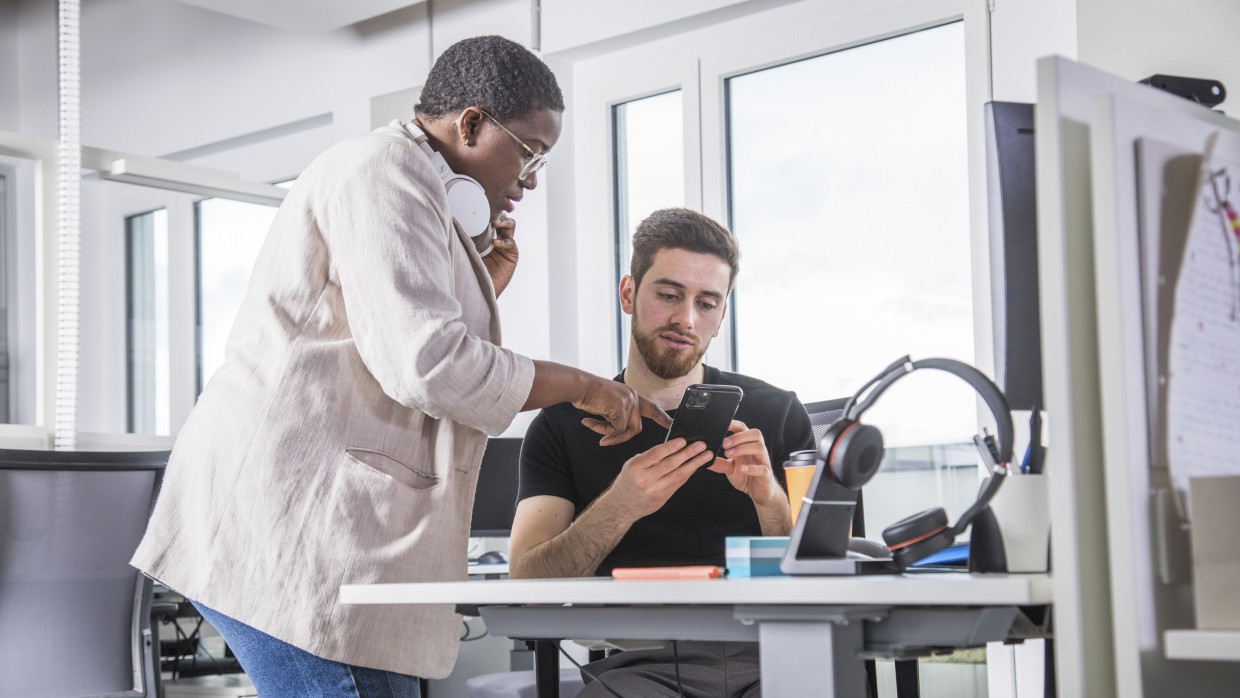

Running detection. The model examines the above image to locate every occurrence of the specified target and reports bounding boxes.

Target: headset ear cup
[883,507,948,549]
[882,507,953,570]
[830,422,885,489]
[443,173,490,237]
[817,419,849,473]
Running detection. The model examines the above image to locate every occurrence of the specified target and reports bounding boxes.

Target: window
[571,2,992,536]
[613,90,685,365]
[726,22,976,449]
[195,182,292,392]
[126,209,171,435]
[722,21,979,535]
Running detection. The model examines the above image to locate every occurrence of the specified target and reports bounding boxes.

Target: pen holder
[982,474,1051,573]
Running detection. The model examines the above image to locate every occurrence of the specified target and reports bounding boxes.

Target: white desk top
[1164,629,1240,661]
[340,572,1053,607]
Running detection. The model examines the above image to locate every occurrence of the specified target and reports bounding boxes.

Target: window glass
[126,208,171,435]
[727,22,974,449]
[613,90,685,365]
[726,22,974,533]
[195,182,292,391]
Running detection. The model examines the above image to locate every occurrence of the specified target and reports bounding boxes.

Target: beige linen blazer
[131,122,535,679]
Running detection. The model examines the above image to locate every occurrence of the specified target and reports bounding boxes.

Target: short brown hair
[630,208,740,290]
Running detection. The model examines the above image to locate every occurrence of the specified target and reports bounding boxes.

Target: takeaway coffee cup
[784,450,818,526]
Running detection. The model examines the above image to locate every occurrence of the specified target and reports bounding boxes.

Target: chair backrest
[0,448,169,698]
[801,398,866,537]
[803,398,849,445]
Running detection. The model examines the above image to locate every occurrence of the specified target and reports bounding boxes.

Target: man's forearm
[753,490,792,536]
[510,498,635,579]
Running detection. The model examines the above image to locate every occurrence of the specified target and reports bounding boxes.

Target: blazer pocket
[345,447,442,491]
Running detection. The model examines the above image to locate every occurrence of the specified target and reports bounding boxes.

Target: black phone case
[664,384,744,459]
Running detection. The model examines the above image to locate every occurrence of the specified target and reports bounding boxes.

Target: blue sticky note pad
[725,536,790,577]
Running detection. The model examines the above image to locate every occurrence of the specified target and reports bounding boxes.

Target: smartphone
[664,384,744,460]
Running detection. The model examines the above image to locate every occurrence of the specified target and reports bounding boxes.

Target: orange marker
[611,565,724,580]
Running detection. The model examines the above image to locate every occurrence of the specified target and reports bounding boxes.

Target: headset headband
[403,122,439,160]
[844,356,1014,465]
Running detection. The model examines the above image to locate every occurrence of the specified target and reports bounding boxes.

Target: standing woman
[132,36,665,697]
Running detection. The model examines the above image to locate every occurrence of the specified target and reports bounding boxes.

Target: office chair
[0,448,168,698]
[805,399,920,698]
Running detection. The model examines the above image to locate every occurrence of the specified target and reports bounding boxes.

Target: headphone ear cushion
[882,507,949,549]
[443,174,490,237]
[826,421,885,489]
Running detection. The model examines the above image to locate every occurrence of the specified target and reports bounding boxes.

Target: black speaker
[985,101,1043,411]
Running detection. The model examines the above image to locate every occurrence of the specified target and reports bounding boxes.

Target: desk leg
[533,640,560,698]
[738,606,881,698]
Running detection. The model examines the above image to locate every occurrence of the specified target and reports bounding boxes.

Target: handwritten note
[1166,137,1240,502]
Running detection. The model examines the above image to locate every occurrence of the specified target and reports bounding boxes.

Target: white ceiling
[171,0,426,32]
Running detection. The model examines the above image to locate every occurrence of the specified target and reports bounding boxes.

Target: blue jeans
[190,600,423,698]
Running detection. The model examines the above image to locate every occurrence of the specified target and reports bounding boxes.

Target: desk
[341,574,1052,697]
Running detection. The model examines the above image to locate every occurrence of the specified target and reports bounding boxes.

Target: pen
[1027,407,1044,474]
[982,428,1003,467]
[973,434,1002,474]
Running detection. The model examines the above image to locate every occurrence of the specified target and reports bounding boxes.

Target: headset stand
[967,506,1008,573]
[781,554,900,575]
[781,499,900,575]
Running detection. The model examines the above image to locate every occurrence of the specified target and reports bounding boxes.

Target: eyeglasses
[478,108,548,180]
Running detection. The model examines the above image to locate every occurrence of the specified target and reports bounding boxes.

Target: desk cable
[159,612,230,680]
[553,639,687,698]
[460,617,488,642]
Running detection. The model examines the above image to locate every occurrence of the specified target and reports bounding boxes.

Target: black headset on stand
[782,355,1014,574]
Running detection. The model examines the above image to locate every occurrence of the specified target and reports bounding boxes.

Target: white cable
[56,0,81,449]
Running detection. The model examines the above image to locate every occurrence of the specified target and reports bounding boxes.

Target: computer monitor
[470,437,523,537]
[985,101,1044,411]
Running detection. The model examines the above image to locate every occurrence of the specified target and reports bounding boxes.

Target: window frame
[102,183,197,439]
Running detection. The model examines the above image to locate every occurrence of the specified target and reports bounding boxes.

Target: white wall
[989,0,1077,102]
[540,0,749,54]
[0,2,18,133]
[9,0,547,436]
[989,0,1240,107]
[1077,0,1240,113]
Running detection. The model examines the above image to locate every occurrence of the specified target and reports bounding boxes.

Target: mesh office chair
[803,398,867,537]
[0,448,168,698]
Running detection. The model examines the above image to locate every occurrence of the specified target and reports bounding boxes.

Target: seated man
[509,208,815,698]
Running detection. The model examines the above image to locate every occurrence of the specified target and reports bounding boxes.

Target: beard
[631,313,707,380]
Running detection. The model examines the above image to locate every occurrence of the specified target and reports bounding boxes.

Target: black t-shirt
[517,365,815,575]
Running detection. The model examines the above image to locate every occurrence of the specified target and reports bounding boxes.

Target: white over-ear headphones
[403,122,494,255]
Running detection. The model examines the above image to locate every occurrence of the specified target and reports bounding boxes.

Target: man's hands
[595,421,790,535]
[708,420,780,500]
[482,213,519,297]
[597,438,716,523]
[709,420,792,535]
[508,440,713,579]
